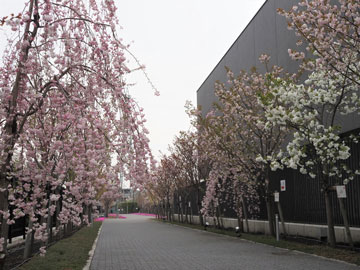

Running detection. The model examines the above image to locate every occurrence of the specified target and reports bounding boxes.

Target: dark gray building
[197,0,359,133]
[197,0,301,115]
[195,0,360,228]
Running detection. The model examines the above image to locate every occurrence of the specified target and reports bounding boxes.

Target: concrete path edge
[82,223,103,270]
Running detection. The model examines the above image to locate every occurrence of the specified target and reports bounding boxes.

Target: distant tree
[170,130,208,225]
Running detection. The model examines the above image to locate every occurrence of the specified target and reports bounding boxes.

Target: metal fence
[172,139,360,227]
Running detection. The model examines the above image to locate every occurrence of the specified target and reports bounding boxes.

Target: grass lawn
[156,219,360,266]
[20,221,102,270]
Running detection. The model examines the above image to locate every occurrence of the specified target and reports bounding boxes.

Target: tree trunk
[196,188,204,226]
[23,215,34,259]
[237,216,243,233]
[1,2,39,266]
[338,198,353,248]
[216,205,223,229]
[264,169,275,236]
[265,197,275,236]
[157,204,161,219]
[172,197,176,222]
[0,207,8,253]
[88,204,93,224]
[324,190,336,247]
[104,201,109,218]
[189,202,193,224]
[47,201,53,245]
[55,191,60,220]
[165,198,169,221]
[241,197,249,233]
[277,201,287,237]
[179,203,184,223]
[0,153,11,268]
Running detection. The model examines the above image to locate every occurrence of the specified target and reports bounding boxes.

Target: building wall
[197,0,298,114]
[195,0,360,229]
[196,0,359,133]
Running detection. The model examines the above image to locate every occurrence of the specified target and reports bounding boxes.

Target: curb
[82,223,103,270]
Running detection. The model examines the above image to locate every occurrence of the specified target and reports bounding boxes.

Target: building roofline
[196,0,269,93]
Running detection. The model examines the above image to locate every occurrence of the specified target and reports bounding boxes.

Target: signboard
[336,185,347,198]
[274,192,279,202]
[280,180,286,191]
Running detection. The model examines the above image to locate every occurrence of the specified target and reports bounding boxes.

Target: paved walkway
[90,215,358,270]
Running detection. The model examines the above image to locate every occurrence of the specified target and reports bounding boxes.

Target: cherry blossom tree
[260,65,359,247]
[193,57,290,235]
[143,129,210,224]
[270,0,360,247]
[192,110,256,229]
[146,155,177,220]
[169,130,209,225]
[278,0,359,89]
[0,0,152,263]
[99,182,121,218]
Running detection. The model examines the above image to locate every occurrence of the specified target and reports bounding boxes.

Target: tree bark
[196,187,204,226]
[166,198,170,221]
[189,202,193,224]
[338,197,353,249]
[324,190,336,247]
[0,3,40,267]
[237,216,243,233]
[216,205,223,229]
[265,197,275,236]
[104,201,109,218]
[179,201,184,223]
[277,201,287,236]
[47,202,53,245]
[241,197,249,233]
[88,204,93,224]
[23,215,34,259]
[264,168,275,236]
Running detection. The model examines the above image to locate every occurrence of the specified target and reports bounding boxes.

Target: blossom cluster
[0,0,153,256]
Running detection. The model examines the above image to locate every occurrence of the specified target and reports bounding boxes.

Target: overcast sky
[0,0,266,159]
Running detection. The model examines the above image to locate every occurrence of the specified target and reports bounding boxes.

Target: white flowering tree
[260,66,360,247]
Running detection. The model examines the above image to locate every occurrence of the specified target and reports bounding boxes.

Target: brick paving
[90,215,359,270]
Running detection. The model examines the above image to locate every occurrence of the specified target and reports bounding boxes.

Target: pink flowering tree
[99,181,121,218]
[146,155,178,220]
[168,130,210,225]
[189,108,253,229]
[144,129,209,224]
[278,0,359,87]
[194,57,291,235]
[0,0,152,262]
